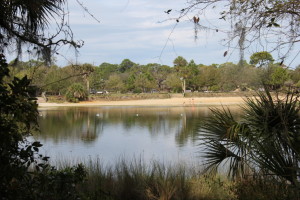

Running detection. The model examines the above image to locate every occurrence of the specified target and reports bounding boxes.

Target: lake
[35,105,240,165]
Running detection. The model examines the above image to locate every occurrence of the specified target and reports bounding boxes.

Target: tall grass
[53,157,299,200]
[55,157,236,200]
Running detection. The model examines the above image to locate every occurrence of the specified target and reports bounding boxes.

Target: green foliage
[65,83,88,102]
[90,63,118,90]
[173,57,199,91]
[0,55,39,191]
[6,54,296,96]
[198,65,220,90]
[77,158,237,200]
[134,73,157,93]
[43,65,66,95]
[239,65,261,90]
[258,64,290,89]
[119,59,136,73]
[200,90,300,188]
[210,85,221,91]
[28,164,87,200]
[290,65,300,84]
[105,74,125,92]
[268,65,290,88]
[173,56,188,67]
[55,157,300,200]
[221,83,236,92]
[0,0,89,198]
[0,54,87,199]
[219,62,240,91]
[165,73,182,92]
[235,176,299,200]
[250,51,274,67]
[125,74,136,91]
[147,64,171,91]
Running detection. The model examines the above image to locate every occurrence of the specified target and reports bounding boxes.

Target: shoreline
[38,96,248,107]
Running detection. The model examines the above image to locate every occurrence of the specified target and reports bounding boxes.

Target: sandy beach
[38,96,248,107]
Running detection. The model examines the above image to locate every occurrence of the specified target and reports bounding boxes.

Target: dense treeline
[8,53,299,98]
[2,0,300,199]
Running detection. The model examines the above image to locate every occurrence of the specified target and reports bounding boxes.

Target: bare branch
[75,0,101,23]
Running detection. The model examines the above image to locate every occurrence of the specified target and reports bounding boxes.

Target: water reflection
[36,106,241,163]
[38,108,105,143]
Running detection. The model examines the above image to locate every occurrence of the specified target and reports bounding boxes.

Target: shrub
[210,85,220,92]
[0,54,87,199]
[65,83,88,102]
[200,89,300,187]
[221,83,236,91]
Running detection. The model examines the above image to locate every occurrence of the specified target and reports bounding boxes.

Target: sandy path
[38,96,248,107]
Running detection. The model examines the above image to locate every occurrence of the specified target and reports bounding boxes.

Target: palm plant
[200,90,300,187]
[65,83,88,102]
[0,0,81,64]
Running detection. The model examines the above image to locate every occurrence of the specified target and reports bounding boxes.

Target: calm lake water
[35,106,240,165]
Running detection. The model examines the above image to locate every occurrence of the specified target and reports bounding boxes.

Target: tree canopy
[250,51,274,67]
[9,51,299,97]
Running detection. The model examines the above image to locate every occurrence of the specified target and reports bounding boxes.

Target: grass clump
[68,158,237,200]
[43,157,300,200]
[234,176,300,200]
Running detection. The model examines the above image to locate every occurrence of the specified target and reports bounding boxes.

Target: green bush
[65,83,88,102]
[210,85,221,92]
[221,83,236,91]
[235,176,299,200]
[133,88,142,93]
[201,89,300,186]
[0,54,87,199]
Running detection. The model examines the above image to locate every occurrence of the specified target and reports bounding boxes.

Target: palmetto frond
[0,0,80,64]
[200,107,251,178]
[1,0,64,31]
[200,90,300,185]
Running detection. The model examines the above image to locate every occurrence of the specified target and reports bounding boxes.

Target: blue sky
[11,0,300,68]
[57,0,230,67]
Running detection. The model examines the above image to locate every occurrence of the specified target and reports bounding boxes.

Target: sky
[11,0,300,68]
[58,0,231,67]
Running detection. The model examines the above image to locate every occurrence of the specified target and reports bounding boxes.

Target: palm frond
[8,0,65,31]
[200,90,300,185]
[200,107,251,178]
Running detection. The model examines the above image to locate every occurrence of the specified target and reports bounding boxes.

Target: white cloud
[7,0,299,68]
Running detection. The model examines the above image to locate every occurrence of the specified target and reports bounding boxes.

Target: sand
[38,96,248,107]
